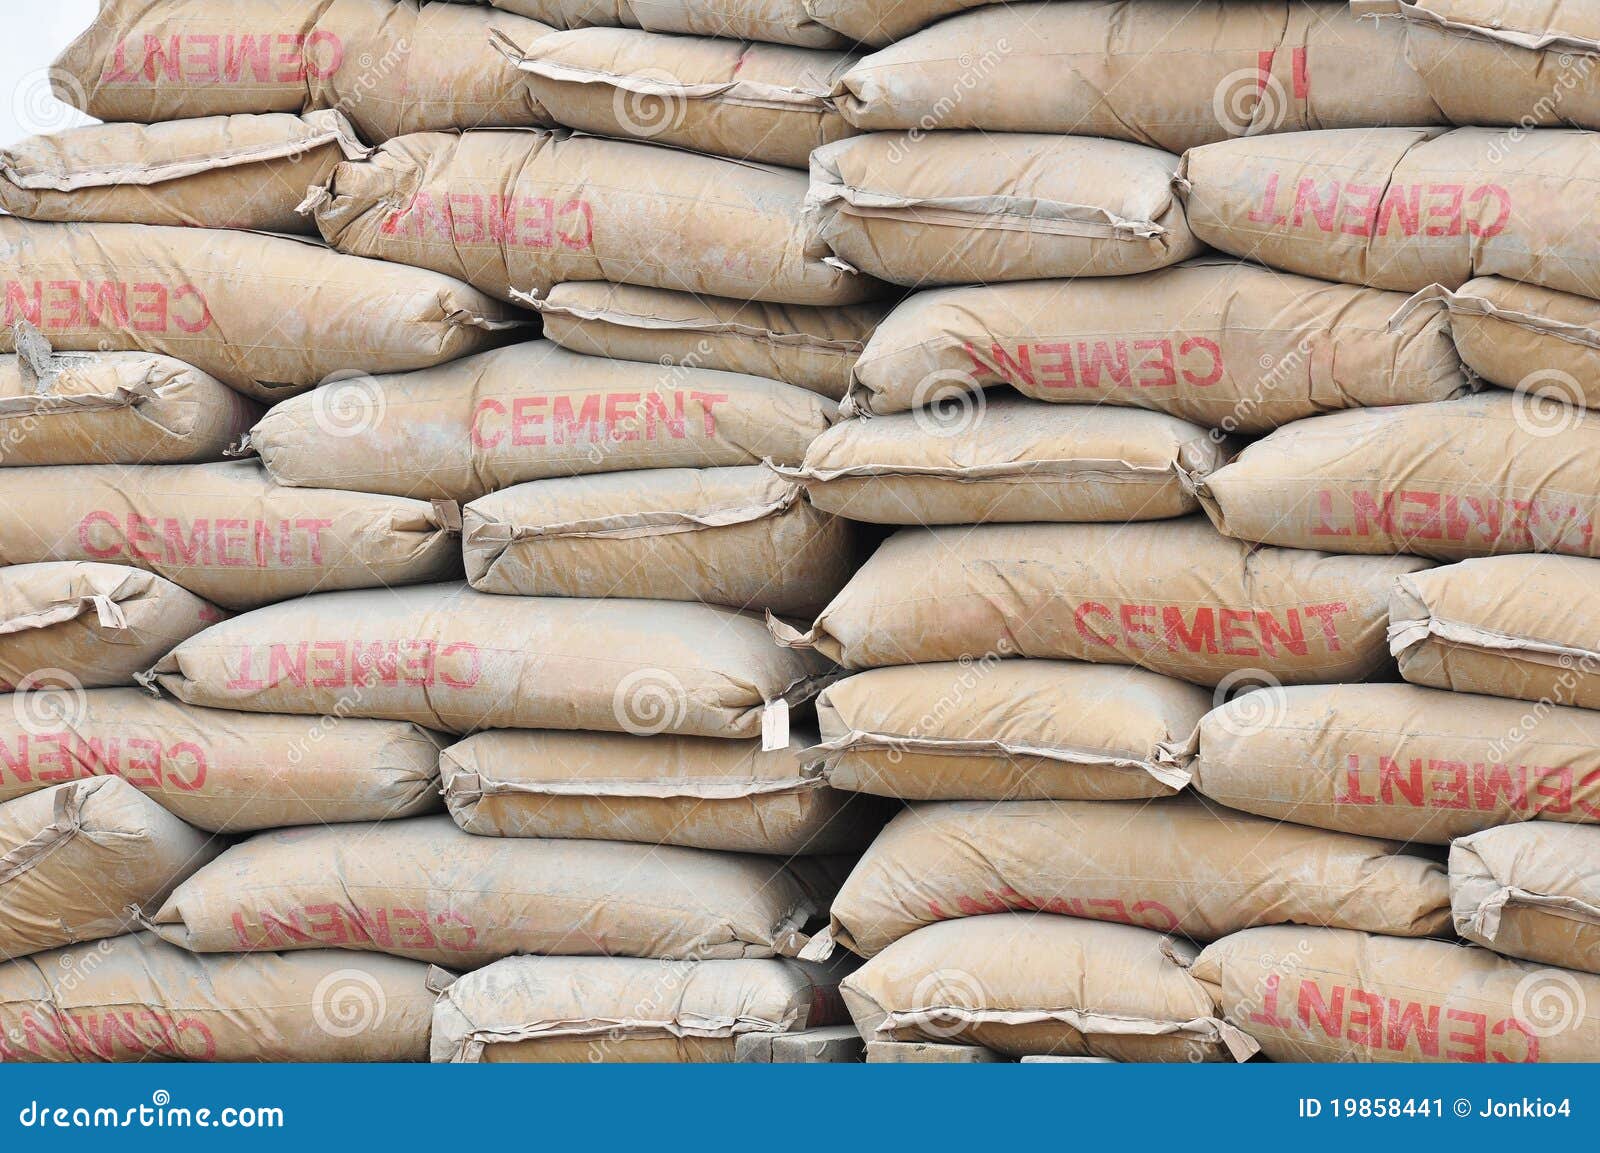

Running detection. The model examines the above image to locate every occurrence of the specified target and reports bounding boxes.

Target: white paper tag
[761,699,790,752]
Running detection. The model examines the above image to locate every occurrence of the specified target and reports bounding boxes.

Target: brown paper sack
[1452,822,1600,975]
[504,0,847,46]
[805,0,993,45]
[1420,277,1600,404]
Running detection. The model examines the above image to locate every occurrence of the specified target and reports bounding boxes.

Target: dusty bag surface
[311,129,877,306]
[1194,393,1600,560]
[535,282,885,399]
[0,562,222,693]
[430,954,847,1062]
[0,217,523,401]
[498,27,858,167]
[1177,127,1600,297]
[0,111,369,233]
[150,815,831,966]
[836,2,1440,153]
[815,660,1207,801]
[1452,822,1600,975]
[1193,925,1600,1062]
[152,582,830,738]
[1424,277,1600,403]
[0,932,434,1062]
[1390,556,1600,710]
[503,0,845,45]
[0,461,461,610]
[779,396,1225,524]
[0,777,217,960]
[463,465,857,615]
[847,261,1467,428]
[250,342,836,501]
[821,797,1450,958]
[1190,682,1600,844]
[804,0,990,45]
[0,688,443,833]
[779,517,1430,685]
[808,132,1200,287]
[51,0,554,142]
[841,913,1255,1063]
[441,728,880,853]
[0,336,260,466]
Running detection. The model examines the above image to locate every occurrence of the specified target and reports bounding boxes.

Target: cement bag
[0,688,443,833]
[0,334,260,466]
[835,2,1441,153]
[818,797,1449,958]
[847,261,1467,429]
[1193,925,1600,1062]
[1,777,217,960]
[0,461,461,610]
[0,111,369,233]
[1453,823,1600,975]
[1390,556,1600,710]
[777,517,1430,685]
[808,133,1200,287]
[440,729,880,853]
[150,815,831,965]
[815,660,1209,801]
[534,282,886,399]
[1177,127,1600,297]
[310,129,876,306]
[496,28,858,167]
[0,562,221,693]
[1193,393,1600,560]
[0,217,523,401]
[840,913,1256,1063]
[249,342,836,501]
[778,396,1226,524]
[805,0,987,45]
[51,0,555,142]
[0,932,433,1062]
[430,954,848,1062]
[462,465,857,615]
[1422,277,1600,404]
[151,582,830,738]
[500,0,845,46]
[1189,682,1600,843]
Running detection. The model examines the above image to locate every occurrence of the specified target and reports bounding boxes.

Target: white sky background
[1,0,103,146]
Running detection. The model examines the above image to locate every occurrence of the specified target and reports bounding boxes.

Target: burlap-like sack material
[1,777,218,959]
[441,728,881,854]
[841,913,1258,1062]
[463,465,856,615]
[151,582,831,738]
[1177,127,1600,298]
[310,129,878,306]
[150,815,833,965]
[0,334,260,465]
[1453,822,1600,974]
[0,461,461,610]
[503,0,846,46]
[0,562,222,692]
[430,954,850,1062]
[0,932,434,1062]
[1421,277,1600,403]
[819,797,1449,959]
[0,687,443,833]
[1390,556,1600,709]
[51,0,555,142]
[535,282,886,400]
[0,111,369,233]
[1193,393,1600,560]
[779,395,1226,524]
[1189,682,1600,843]
[497,27,858,167]
[836,2,1440,152]
[815,660,1209,801]
[0,217,523,401]
[1193,924,1600,1062]
[808,132,1200,287]
[776,517,1430,685]
[250,342,837,501]
[847,260,1466,427]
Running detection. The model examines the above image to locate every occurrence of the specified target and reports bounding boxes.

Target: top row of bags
[48,0,1600,154]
